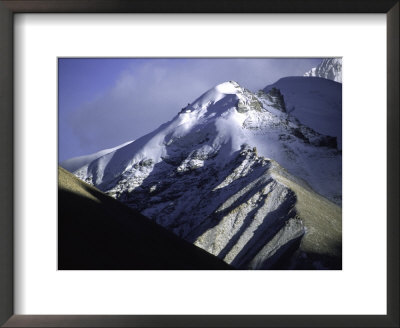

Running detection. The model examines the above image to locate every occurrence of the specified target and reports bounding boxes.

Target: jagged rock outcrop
[258,87,287,112]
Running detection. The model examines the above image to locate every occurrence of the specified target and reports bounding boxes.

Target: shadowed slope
[263,76,342,148]
[58,167,231,270]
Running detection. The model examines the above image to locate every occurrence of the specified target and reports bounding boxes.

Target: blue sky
[58,58,322,162]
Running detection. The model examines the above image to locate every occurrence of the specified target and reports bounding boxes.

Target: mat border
[0,1,398,327]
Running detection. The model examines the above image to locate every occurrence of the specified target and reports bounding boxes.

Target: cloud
[67,58,321,158]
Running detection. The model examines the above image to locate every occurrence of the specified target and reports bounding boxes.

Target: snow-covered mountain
[304,58,342,83]
[67,80,342,269]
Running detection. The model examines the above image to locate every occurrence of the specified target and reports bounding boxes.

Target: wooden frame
[0,1,398,327]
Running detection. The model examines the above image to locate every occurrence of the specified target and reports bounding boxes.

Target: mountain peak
[215,80,241,91]
[67,77,342,269]
[304,58,342,83]
[189,81,243,110]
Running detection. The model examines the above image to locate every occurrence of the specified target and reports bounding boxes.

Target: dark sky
[58,58,322,162]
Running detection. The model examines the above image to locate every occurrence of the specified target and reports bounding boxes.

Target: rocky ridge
[71,80,342,269]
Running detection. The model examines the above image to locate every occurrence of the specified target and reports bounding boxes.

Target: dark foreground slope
[58,167,231,270]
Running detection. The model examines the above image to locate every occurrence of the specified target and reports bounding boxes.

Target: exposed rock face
[71,80,342,269]
[190,148,305,269]
[112,145,339,269]
[259,87,287,112]
[237,88,263,113]
[247,216,304,269]
[304,58,342,83]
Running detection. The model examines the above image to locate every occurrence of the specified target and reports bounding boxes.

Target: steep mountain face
[68,80,342,269]
[304,58,342,83]
[263,76,342,150]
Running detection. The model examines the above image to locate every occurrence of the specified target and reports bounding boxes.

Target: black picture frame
[0,1,398,327]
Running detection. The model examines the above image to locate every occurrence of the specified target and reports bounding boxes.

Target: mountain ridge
[63,79,342,269]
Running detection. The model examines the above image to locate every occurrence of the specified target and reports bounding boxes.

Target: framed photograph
[0,1,398,327]
[58,56,343,271]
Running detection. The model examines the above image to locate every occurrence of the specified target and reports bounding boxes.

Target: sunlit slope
[187,151,342,270]
[269,164,342,269]
[58,167,231,270]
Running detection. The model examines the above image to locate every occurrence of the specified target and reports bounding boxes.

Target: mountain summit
[66,79,342,269]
